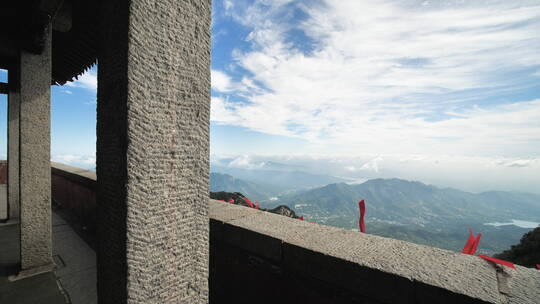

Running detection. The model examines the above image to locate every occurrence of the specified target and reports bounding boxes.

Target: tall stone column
[96,1,211,303]
[7,63,20,221]
[18,26,53,274]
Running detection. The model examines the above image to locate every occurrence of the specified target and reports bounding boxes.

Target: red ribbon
[470,233,481,255]
[536,264,540,270]
[255,201,260,210]
[228,199,234,204]
[462,228,481,255]
[462,229,475,254]
[478,255,516,269]
[299,216,304,221]
[243,197,254,208]
[358,200,366,233]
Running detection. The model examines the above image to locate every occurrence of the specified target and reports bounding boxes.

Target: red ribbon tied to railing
[299,216,304,221]
[470,233,481,255]
[478,255,516,269]
[462,228,481,255]
[460,229,515,268]
[243,197,254,208]
[358,200,366,233]
[228,199,234,204]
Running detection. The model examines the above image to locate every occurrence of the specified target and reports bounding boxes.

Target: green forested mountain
[495,227,540,268]
[277,178,540,255]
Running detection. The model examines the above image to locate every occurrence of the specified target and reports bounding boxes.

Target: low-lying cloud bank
[52,154,96,171]
[211,153,540,195]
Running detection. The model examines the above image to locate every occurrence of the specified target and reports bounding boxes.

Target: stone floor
[0,211,97,303]
[0,223,66,304]
[52,211,97,304]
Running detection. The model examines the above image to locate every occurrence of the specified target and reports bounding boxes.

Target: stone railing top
[49,163,540,303]
[209,199,540,304]
[51,162,96,187]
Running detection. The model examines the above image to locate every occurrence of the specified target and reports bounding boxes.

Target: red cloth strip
[299,216,304,221]
[470,233,482,255]
[536,264,540,270]
[358,200,366,233]
[478,255,516,269]
[228,199,234,204]
[462,228,475,254]
[243,197,254,208]
[255,201,260,210]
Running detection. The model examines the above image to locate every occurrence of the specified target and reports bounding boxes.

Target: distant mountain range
[278,178,540,225]
[210,173,280,201]
[275,178,540,255]
[211,165,347,192]
[209,171,540,255]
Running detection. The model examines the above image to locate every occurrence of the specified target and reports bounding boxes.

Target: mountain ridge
[211,165,348,190]
[210,172,279,201]
[276,177,540,254]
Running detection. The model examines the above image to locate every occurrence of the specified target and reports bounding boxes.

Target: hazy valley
[210,170,540,255]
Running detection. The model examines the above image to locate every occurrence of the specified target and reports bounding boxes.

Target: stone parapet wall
[0,161,6,184]
[50,163,540,304]
[209,200,540,304]
[51,162,97,232]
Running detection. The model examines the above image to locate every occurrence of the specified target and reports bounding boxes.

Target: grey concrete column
[96,0,211,303]
[18,25,53,273]
[7,64,20,221]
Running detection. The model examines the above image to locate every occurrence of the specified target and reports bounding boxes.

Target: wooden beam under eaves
[0,82,8,94]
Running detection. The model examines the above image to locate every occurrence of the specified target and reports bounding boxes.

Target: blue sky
[0,68,97,166]
[210,0,540,157]
[1,0,539,192]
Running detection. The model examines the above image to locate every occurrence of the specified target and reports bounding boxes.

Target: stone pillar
[96,1,211,303]
[18,25,53,274]
[7,63,20,221]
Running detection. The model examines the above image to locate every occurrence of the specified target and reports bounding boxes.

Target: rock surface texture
[209,200,540,304]
[96,0,211,303]
[19,26,53,271]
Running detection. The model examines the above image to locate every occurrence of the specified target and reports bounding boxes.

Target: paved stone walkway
[0,211,97,303]
[0,223,67,304]
[52,212,97,304]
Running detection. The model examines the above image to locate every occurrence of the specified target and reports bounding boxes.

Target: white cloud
[211,153,540,194]
[223,0,233,11]
[52,154,96,169]
[212,0,540,157]
[228,155,265,169]
[344,165,356,172]
[211,69,261,94]
[211,96,238,124]
[65,70,97,91]
[62,90,73,94]
[359,156,383,173]
[211,70,234,92]
[494,159,535,168]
